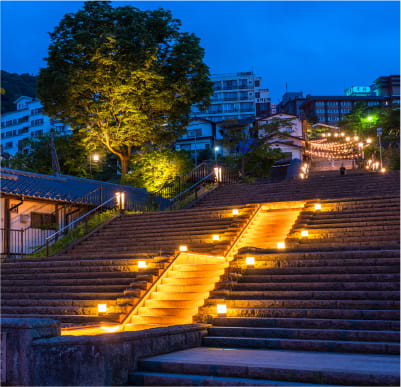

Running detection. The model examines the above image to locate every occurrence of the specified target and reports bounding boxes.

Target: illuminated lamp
[137,261,147,269]
[179,245,188,252]
[366,138,372,144]
[299,173,305,179]
[217,304,227,314]
[314,203,322,210]
[381,168,386,173]
[345,137,351,142]
[232,209,239,215]
[358,142,364,148]
[340,132,345,137]
[98,304,107,313]
[322,133,326,137]
[277,242,286,249]
[212,234,220,241]
[327,133,332,137]
[354,136,359,141]
[245,257,255,265]
[301,230,309,237]
[92,153,100,162]
[334,133,338,137]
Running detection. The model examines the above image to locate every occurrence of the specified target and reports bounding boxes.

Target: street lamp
[89,153,100,176]
[377,127,383,169]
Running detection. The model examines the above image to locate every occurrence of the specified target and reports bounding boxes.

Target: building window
[31,108,43,116]
[30,212,58,230]
[188,129,202,137]
[315,101,324,106]
[255,80,260,87]
[239,79,248,89]
[5,141,13,149]
[18,127,29,135]
[31,118,44,127]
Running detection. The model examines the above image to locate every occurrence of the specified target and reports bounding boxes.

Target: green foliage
[1,70,37,114]
[30,209,117,257]
[8,134,93,177]
[124,148,194,192]
[37,1,213,178]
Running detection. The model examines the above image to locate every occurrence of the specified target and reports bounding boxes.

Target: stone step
[235,273,399,283]
[1,277,148,286]
[203,307,399,320]
[149,291,209,301]
[202,336,399,354]
[161,276,221,286]
[130,314,192,325]
[1,284,140,293]
[210,290,399,300]
[0,291,132,299]
[207,326,400,343]
[156,283,217,293]
[0,298,127,307]
[130,371,324,386]
[211,317,400,331]
[132,346,400,386]
[0,313,120,323]
[144,299,206,309]
[204,299,399,310]
[0,305,122,316]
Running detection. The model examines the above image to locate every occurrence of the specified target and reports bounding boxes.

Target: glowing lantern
[212,234,220,241]
[179,245,188,252]
[314,203,322,210]
[277,242,286,249]
[301,230,309,237]
[232,209,239,215]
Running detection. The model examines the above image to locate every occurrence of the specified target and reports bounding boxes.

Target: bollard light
[245,257,255,265]
[232,209,239,215]
[277,242,286,249]
[217,304,227,314]
[137,261,147,269]
[345,137,351,142]
[179,245,188,252]
[98,304,107,313]
[314,203,322,210]
[301,230,309,237]
[212,234,220,241]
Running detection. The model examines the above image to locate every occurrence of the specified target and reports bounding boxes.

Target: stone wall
[1,318,207,386]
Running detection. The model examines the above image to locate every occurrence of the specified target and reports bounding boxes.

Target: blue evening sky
[1,1,400,103]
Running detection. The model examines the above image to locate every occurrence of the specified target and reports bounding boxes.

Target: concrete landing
[137,346,400,385]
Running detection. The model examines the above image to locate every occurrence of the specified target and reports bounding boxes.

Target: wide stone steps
[0,313,120,324]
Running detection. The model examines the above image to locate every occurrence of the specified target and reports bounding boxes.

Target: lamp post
[89,153,100,177]
[377,127,383,169]
[214,146,220,163]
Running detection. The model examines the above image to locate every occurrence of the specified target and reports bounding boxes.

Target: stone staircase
[196,170,400,207]
[0,205,256,326]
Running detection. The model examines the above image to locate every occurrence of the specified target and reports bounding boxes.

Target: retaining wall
[1,318,207,386]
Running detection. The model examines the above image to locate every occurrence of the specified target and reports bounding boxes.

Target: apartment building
[191,72,271,122]
[1,96,69,157]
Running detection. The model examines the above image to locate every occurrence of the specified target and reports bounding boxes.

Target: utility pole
[50,129,61,175]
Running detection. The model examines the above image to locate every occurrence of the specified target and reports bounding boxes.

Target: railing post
[46,239,49,257]
[20,229,24,258]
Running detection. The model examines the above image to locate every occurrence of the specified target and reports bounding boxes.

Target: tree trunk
[120,156,130,182]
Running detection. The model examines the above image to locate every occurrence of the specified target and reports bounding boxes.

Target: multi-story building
[1,96,70,157]
[191,72,271,123]
[371,75,400,104]
[301,95,388,125]
[277,92,305,116]
[344,86,373,97]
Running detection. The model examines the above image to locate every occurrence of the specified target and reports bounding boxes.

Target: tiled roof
[0,168,150,206]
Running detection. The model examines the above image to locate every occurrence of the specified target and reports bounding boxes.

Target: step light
[301,230,309,237]
[217,304,227,314]
[212,234,220,241]
[232,209,239,215]
[245,257,255,265]
[179,245,188,252]
[314,203,322,210]
[137,261,147,269]
[277,242,286,249]
[98,304,107,313]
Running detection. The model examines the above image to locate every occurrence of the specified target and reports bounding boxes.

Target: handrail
[45,196,115,256]
[170,172,215,203]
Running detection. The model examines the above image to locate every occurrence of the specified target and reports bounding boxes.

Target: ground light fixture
[179,245,188,252]
[314,203,322,210]
[299,172,305,179]
[381,168,386,173]
[98,304,107,313]
[354,136,359,141]
[277,242,286,249]
[212,234,220,241]
[217,304,227,314]
[232,209,239,215]
[366,138,372,144]
[137,260,147,269]
[301,230,309,237]
[245,257,255,265]
[345,137,351,142]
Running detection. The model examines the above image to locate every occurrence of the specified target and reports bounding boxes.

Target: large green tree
[37,1,213,179]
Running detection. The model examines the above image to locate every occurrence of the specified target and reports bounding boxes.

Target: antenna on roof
[50,129,61,175]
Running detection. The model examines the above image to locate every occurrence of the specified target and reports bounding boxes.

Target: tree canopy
[37,1,213,179]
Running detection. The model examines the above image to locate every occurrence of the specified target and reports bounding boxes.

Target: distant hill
[1,70,37,114]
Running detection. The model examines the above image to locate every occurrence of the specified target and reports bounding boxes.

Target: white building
[257,113,305,160]
[191,72,271,122]
[1,96,70,157]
